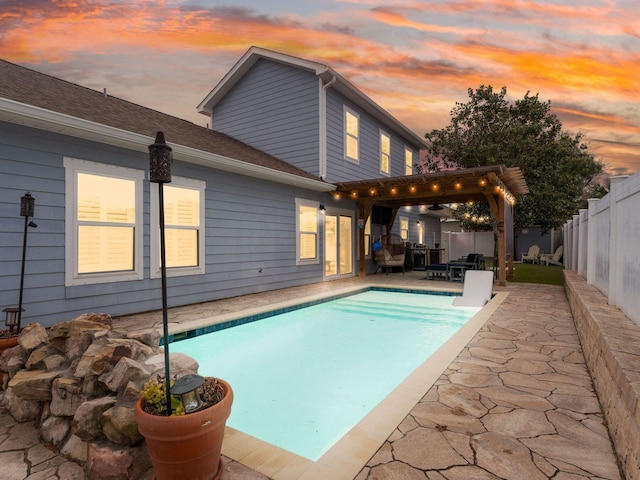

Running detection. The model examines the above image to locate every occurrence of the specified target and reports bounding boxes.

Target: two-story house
[0,47,428,328]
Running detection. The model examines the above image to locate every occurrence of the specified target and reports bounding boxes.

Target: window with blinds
[150,177,206,278]
[344,107,359,162]
[64,158,144,286]
[296,199,319,265]
[380,131,390,175]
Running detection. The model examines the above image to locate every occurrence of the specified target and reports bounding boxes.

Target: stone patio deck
[0,271,627,479]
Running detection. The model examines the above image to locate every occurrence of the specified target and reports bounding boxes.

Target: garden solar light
[3,307,22,334]
[172,374,204,413]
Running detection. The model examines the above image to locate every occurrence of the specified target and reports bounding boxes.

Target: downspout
[319,72,336,180]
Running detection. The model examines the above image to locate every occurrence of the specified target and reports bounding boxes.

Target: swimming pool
[170,289,480,461]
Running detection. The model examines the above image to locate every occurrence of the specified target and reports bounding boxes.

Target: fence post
[586,198,599,285]
[564,219,571,269]
[577,209,588,276]
[571,214,579,271]
[608,176,629,307]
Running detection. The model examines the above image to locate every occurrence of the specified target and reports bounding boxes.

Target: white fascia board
[197,46,328,115]
[0,98,334,193]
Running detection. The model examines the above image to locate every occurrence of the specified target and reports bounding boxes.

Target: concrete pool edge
[217,288,509,480]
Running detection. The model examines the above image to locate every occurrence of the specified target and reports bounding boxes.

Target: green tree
[421,86,603,233]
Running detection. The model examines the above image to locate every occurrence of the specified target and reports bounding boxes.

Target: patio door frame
[323,206,355,279]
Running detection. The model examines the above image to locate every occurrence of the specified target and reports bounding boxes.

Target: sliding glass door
[324,212,353,277]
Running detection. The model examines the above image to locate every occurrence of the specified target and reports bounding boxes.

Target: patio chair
[425,253,483,281]
[540,245,563,266]
[452,270,494,307]
[374,234,405,274]
[446,253,484,281]
[521,245,540,263]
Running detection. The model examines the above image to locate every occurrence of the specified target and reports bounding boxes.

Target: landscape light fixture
[171,374,204,414]
[149,131,173,415]
[3,307,22,334]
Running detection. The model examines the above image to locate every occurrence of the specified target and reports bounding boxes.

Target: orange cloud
[0,0,638,174]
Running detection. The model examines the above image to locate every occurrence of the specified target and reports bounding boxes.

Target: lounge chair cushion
[452,270,494,307]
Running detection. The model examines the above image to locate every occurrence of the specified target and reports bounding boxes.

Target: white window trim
[380,130,391,175]
[64,157,144,286]
[150,176,206,279]
[364,216,372,258]
[344,105,360,163]
[405,146,413,175]
[295,198,320,266]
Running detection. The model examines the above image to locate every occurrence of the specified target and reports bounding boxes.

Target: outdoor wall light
[149,131,173,414]
[2,307,22,334]
[319,204,326,211]
[171,374,204,414]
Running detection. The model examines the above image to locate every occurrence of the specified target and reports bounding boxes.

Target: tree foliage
[421,86,603,233]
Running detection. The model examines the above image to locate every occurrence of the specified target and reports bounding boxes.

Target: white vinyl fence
[563,172,640,327]
[441,231,496,262]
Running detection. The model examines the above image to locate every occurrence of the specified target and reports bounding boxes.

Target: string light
[409,185,416,193]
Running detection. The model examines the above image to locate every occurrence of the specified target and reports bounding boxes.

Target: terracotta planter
[134,378,233,480]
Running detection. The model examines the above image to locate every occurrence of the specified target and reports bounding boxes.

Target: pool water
[170,290,480,460]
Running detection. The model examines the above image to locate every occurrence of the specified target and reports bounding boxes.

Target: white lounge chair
[452,270,494,307]
[521,245,540,263]
[540,245,563,266]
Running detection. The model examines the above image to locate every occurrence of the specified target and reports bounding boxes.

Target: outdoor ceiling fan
[428,201,444,211]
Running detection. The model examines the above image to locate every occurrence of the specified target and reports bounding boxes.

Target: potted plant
[134,374,233,480]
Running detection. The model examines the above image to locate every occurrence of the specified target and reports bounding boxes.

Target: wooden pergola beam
[336,165,528,285]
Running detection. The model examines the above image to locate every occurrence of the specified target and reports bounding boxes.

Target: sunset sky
[1,0,639,175]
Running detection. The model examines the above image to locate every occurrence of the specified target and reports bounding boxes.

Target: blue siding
[323,89,419,184]
[0,122,349,328]
[211,59,320,176]
[208,57,421,185]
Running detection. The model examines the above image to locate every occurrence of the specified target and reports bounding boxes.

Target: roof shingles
[0,59,322,182]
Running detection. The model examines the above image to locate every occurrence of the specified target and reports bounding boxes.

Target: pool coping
[171,284,509,480]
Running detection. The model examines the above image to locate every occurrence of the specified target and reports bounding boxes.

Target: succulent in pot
[135,373,233,480]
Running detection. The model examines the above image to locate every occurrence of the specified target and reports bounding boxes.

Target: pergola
[334,165,529,286]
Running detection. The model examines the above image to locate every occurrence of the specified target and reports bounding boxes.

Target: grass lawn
[508,262,565,286]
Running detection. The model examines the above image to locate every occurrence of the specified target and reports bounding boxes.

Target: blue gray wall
[211,59,321,176]
[0,122,346,328]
